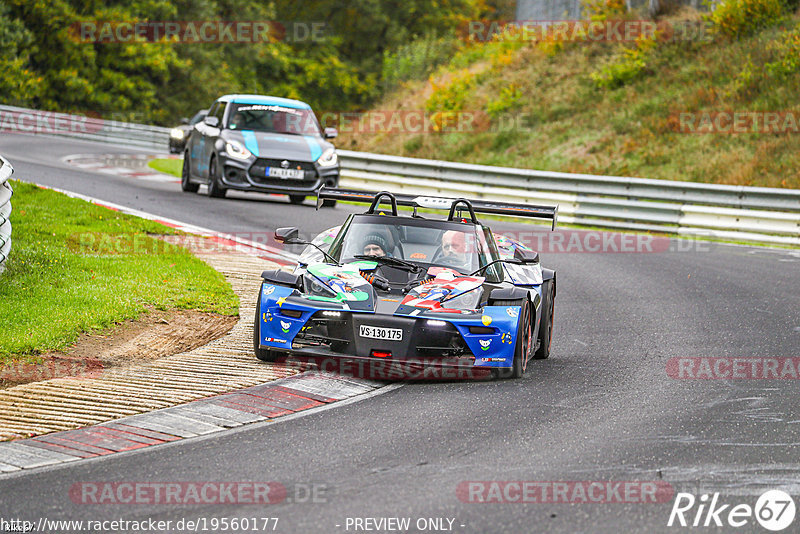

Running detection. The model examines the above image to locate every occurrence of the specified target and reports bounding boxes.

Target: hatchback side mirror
[203,116,220,128]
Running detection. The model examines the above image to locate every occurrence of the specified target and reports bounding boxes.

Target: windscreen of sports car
[333,217,499,281]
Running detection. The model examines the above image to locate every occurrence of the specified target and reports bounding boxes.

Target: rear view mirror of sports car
[274,227,301,244]
[514,248,540,264]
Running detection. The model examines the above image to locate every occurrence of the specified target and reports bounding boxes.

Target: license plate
[359,325,403,341]
[266,166,304,180]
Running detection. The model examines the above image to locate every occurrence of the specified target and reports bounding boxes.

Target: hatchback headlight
[317,148,338,167]
[225,140,252,160]
[170,128,185,140]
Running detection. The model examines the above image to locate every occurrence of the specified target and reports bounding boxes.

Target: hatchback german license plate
[359,325,403,341]
[266,166,304,179]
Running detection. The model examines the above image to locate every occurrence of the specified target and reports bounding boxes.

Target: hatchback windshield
[226,103,321,136]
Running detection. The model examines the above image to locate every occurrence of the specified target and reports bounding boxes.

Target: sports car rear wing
[316,187,558,230]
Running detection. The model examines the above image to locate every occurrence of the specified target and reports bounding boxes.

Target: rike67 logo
[668,490,796,531]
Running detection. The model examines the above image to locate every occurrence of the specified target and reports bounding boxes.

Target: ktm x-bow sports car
[254,189,557,379]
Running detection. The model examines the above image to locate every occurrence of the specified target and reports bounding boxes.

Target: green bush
[765,24,800,75]
[709,0,787,38]
[486,84,522,118]
[425,69,476,113]
[591,35,658,89]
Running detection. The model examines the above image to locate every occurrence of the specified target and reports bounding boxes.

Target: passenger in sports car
[361,234,389,257]
[441,230,468,266]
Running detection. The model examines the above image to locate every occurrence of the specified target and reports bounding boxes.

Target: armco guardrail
[2,105,798,245]
[0,105,168,150]
[338,150,800,246]
[0,155,14,273]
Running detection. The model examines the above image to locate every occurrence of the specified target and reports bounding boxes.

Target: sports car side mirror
[275,227,302,244]
[323,127,338,139]
[514,248,540,264]
[180,117,190,125]
[203,116,219,128]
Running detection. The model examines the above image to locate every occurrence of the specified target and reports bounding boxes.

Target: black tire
[492,299,532,379]
[321,199,337,208]
[534,280,555,360]
[253,303,279,362]
[289,195,307,205]
[207,156,227,198]
[181,154,199,193]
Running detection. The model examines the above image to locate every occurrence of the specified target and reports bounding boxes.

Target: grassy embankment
[0,181,238,362]
[339,7,800,189]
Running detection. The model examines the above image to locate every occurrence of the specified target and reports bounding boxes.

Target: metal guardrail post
[0,155,14,273]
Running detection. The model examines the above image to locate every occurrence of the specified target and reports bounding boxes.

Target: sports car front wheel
[492,299,531,379]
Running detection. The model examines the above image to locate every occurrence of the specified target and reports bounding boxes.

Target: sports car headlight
[303,274,336,297]
[316,148,338,167]
[170,128,185,140]
[441,289,481,311]
[225,140,252,160]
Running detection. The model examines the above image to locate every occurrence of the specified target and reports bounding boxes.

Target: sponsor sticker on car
[359,325,403,341]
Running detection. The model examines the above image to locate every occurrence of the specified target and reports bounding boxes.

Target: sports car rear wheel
[253,307,279,362]
[534,280,554,360]
[492,299,531,379]
[181,153,199,193]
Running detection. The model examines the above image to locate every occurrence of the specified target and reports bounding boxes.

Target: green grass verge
[148,158,182,177]
[0,180,238,360]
